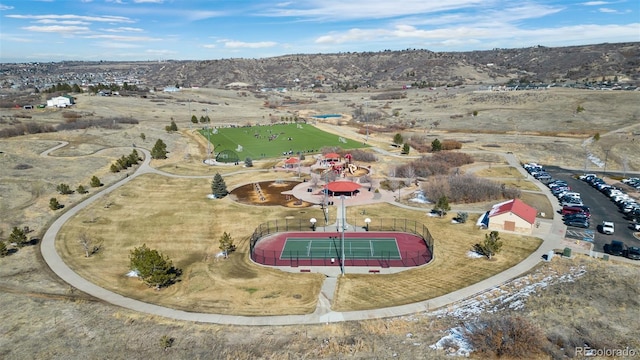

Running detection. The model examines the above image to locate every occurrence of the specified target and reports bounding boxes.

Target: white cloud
[0,4,15,10]
[202,44,217,49]
[259,0,490,21]
[22,25,90,34]
[314,22,640,49]
[582,1,609,5]
[598,7,617,13]
[223,40,278,49]
[104,27,145,32]
[35,20,91,25]
[84,34,160,42]
[134,0,164,3]
[7,14,134,23]
[93,41,141,49]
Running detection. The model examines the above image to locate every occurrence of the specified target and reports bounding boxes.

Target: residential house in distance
[46,95,74,108]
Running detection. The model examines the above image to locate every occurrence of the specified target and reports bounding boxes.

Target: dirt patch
[230,180,313,207]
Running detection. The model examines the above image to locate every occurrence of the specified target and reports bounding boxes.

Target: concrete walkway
[39,144,578,325]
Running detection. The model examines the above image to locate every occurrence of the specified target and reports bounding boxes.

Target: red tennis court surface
[252,231,432,268]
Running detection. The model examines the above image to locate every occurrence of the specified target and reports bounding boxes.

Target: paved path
[38,143,593,325]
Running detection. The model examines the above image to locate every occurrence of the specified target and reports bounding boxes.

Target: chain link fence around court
[249,218,434,267]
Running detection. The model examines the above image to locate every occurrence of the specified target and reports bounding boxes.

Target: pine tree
[77,185,88,194]
[129,244,180,289]
[9,226,28,247]
[191,115,198,124]
[401,143,410,155]
[56,183,73,194]
[211,173,228,198]
[431,138,442,152]
[474,231,504,260]
[90,176,102,187]
[151,139,168,159]
[49,197,61,210]
[393,133,404,145]
[244,157,253,167]
[433,195,450,217]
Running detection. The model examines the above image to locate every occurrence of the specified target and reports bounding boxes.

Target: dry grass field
[333,203,542,311]
[1,86,639,358]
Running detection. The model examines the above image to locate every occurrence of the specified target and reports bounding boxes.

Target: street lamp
[310,218,317,231]
[364,217,371,231]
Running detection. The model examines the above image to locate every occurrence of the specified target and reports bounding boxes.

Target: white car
[601,221,615,235]
[632,223,640,231]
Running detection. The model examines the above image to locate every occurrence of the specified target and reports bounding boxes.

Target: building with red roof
[325,181,361,196]
[486,198,537,234]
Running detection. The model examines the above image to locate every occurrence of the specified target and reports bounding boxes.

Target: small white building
[47,96,73,108]
[479,199,537,234]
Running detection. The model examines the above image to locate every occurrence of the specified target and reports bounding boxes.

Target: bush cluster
[394,152,474,178]
[421,174,521,203]
[0,122,56,138]
[463,315,544,358]
[56,117,139,131]
[110,150,141,173]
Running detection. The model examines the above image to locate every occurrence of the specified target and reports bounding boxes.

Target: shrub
[422,174,520,204]
[0,241,8,257]
[464,315,544,358]
[90,176,102,187]
[49,197,62,210]
[441,140,463,150]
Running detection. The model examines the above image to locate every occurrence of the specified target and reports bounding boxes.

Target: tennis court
[252,231,432,268]
[281,237,401,260]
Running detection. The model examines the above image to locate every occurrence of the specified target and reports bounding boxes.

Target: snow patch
[467,251,484,259]
[430,327,472,357]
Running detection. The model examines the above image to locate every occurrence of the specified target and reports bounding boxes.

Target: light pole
[364,217,371,231]
[310,218,316,231]
[340,195,346,275]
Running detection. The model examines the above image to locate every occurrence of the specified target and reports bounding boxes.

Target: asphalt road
[544,166,639,252]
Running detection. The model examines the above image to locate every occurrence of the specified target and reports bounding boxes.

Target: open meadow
[1,86,639,358]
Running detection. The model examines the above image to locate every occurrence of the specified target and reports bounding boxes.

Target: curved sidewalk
[40,146,561,325]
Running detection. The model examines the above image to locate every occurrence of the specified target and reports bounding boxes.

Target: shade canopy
[325,181,361,192]
[324,152,341,160]
[284,157,299,164]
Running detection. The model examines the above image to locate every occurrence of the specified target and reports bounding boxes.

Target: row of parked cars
[523,163,592,229]
[579,174,640,227]
[579,174,640,260]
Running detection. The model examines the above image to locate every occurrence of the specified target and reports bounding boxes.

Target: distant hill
[1,42,638,91]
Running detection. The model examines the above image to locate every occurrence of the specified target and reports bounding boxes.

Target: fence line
[249,218,434,267]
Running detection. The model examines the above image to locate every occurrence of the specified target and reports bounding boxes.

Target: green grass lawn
[200,123,368,160]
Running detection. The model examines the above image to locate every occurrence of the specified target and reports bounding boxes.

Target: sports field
[281,237,401,260]
[253,231,432,268]
[199,123,368,159]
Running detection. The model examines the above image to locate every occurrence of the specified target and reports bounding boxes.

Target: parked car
[565,219,590,228]
[562,206,589,217]
[626,246,640,260]
[604,240,626,256]
[563,213,590,222]
[601,221,615,235]
[631,223,640,231]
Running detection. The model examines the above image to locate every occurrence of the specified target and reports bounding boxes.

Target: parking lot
[543,166,640,253]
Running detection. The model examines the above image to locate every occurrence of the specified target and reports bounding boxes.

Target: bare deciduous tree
[79,233,100,257]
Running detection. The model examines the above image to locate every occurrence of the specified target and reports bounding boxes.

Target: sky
[0,0,638,63]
